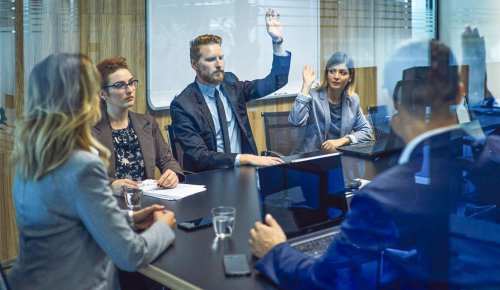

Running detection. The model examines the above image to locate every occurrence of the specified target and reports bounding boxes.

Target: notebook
[256,154,347,257]
[337,110,404,158]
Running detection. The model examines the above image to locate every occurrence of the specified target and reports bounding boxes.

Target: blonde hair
[13,53,110,180]
[317,51,356,96]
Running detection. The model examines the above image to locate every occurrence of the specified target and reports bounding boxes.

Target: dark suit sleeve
[236,52,291,102]
[170,100,238,172]
[151,118,185,182]
[255,192,398,289]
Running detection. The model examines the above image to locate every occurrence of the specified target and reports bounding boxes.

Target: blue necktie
[214,89,231,153]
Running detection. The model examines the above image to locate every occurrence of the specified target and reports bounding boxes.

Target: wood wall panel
[0,152,17,263]
[79,0,147,114]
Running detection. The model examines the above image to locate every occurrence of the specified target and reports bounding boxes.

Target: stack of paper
[139,180,206,201]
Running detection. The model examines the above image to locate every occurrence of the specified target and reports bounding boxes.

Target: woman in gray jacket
[289,52,372,154]
[9,53,176,290]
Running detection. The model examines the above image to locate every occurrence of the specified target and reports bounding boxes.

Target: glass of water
[211,206,236,239]
[123,186,143,210]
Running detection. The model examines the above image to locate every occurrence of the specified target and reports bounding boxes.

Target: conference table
[134,151,400,290]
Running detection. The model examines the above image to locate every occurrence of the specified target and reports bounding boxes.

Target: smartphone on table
[177,216,213,231]
[223,254,251,277]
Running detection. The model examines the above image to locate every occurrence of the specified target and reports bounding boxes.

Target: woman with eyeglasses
[9,53,176,289]
[93,57,184,194]
[289,52,372,154]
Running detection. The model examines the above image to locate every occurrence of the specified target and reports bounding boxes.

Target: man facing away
[249,40,500,289]
[170,9,290,172]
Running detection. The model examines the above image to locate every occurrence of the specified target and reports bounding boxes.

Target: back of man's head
[384,40,460,120]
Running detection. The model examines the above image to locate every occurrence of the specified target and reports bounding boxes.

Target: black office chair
[165,124,194,175]
[0,262,11,290]
[261,111,303,157]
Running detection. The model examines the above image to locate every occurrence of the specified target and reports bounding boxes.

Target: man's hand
[240,154,284,167]
[265,8,283,42]
[111,179,140,196]
[321,137,350,151]
[461,25,485,64]
[132,204,167,230]
[157,169,179,188]
[301,64,316,96]
[249,214,287,258]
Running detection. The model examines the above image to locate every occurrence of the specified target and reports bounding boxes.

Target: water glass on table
[211,206,236,239]
[123,186,143,210]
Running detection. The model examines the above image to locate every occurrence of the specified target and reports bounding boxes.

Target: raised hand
[462,25,485,64]
[265,8,283,41]
[301,64,316,95]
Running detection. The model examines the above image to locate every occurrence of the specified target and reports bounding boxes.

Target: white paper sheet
[140,180,206,201]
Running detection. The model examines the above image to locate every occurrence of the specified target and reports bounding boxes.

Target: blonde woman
[289,52,372,154]
[9,53,175,289]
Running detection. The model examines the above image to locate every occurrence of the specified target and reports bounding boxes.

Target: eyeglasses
[103,79,139,90]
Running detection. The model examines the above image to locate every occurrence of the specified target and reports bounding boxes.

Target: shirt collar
[398,123,461,165]
[196,81,220,98]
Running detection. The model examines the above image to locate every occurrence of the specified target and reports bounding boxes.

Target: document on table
[139,180,206,201]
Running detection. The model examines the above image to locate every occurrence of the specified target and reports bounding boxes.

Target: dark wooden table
[137,152,398,290]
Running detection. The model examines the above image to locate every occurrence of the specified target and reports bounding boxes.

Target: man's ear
[455,82,466,105]
[191,59,198,71]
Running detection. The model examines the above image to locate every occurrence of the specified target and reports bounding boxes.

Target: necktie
[214,89,231,153]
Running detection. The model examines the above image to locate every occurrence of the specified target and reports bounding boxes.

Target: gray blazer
[8,151,175,290]
[93,111,185,183]
[289,90,372,154]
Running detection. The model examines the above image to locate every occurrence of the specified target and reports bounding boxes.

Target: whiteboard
[146,0,319,110]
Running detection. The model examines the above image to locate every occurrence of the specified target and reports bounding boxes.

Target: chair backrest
[261,111,302,156]
[165,124,185,170]
[0,263,10,290]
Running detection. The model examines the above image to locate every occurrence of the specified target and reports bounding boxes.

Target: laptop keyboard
[341,142,375,154]
[292,233,336,258]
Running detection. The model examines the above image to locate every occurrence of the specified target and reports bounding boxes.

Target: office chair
[0,262,10,290]
[261,111,302,157]
[164,125,194,175]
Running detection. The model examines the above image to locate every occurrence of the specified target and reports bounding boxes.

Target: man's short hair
[190,34,222,61]
[96,57,129,88]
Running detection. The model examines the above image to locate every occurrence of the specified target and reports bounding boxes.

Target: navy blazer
[170,53,291,172]
[255,128,500,289]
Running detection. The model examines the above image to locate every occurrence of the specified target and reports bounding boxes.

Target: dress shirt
[197,82,242,165]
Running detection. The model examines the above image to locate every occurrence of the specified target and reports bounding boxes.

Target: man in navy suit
[170,9,290,172]
[249,40,500,289]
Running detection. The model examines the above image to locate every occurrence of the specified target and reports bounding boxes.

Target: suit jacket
[288,90,372,154]
[170,53,291,172]
[8,151,175,290]
[255,127,500,289]
[93,111,185,183]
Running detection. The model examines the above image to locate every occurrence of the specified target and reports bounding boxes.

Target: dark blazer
[170,53,291,172]
[92,111,185,183]
[255,128,500,289]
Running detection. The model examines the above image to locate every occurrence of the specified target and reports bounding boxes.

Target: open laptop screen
[256,154,347,239]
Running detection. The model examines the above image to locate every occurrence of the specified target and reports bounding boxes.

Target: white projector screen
[146,0,319,110]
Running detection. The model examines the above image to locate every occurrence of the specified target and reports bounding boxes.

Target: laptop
[256,154,347,257]
[337,107,404,158]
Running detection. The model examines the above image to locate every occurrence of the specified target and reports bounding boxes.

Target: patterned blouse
[111,123,147,180]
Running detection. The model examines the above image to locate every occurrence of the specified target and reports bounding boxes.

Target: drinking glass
[123,187,143,210]
[211,206,236,239]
